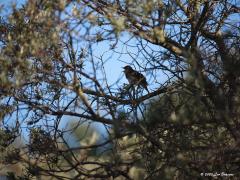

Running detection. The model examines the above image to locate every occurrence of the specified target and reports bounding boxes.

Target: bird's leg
[136,86,141,98]
[126,84,134,99]
[123,84,132,99]
[145,87,150,94]
[136,85,146,97]
[132,86,136,99]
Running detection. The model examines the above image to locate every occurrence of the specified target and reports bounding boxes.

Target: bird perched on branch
[123,65,149,93]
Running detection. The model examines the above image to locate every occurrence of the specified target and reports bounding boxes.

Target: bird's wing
[133,71,148,85]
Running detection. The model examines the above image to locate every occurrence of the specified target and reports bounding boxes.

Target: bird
[123,65,149,93]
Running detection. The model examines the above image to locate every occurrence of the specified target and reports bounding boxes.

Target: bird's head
[123,65,133,72]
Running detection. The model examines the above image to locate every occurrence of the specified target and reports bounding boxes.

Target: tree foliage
[0,0,240,179]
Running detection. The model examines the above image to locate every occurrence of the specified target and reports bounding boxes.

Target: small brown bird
[123,65,149,93]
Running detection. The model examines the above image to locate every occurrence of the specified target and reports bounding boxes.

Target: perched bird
[123,65,149,93]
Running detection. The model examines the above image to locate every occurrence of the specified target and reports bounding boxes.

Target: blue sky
[0,0,25,13]
[0,0,166,90]
[0,0,169,144]
[2,0,239,146]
